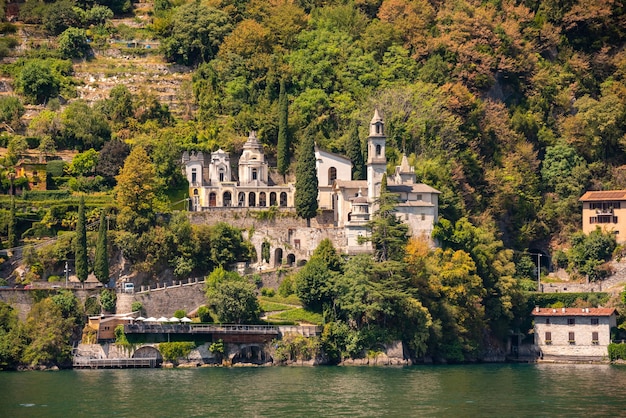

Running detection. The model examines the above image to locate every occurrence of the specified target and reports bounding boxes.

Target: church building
[182,110,440,256]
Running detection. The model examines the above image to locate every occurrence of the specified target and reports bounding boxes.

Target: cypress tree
[295,133,319,227]
[94,209,109,285]
[75,195,88,285]
[277,78,290,181]
[367,173,409,262]
[346,122,365,180]
[7,196,16,250]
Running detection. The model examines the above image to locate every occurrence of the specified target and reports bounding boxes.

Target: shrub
[47,275,62,282]
[174,309,186,319]
[100,289,116,313]
[131,301,143,313]
[197,305,212,323]
[159,341,195,362]
[261,287,275,297]
[278,275,295,297]
[608,343,626,361]
[84,296,100,316]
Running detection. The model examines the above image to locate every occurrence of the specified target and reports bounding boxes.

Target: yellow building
[579,190,626,243]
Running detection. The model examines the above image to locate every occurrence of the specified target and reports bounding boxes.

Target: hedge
[526,292,610,309]
[608,343,626,361]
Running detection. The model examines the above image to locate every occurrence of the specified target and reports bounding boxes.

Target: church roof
[399,155,412,173]
[388,184,441,194]
[371,108,382,124]
[334,180,367,190]
[315,147,352,164]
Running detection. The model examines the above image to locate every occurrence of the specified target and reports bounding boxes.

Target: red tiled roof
[531,307,617,317]
[579,190,626,201]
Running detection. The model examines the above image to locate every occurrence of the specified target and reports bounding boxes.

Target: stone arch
[209,192,217,207]
[280,192,287,207]
[259,192,267,207]
[133,346,163,364]
[248,192,256,207]
[231,344,272,365]
[270,192,277,206]
[223,191,232,207]
[287,253,296,266]
[376,144,381,156]
[238,192,245,207]
[274,248,283,267]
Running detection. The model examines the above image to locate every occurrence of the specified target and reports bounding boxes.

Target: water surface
[1,363,624,417]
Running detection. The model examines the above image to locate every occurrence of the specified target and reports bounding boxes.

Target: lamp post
[64,261,71,288]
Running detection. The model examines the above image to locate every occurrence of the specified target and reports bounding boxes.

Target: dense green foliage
[294,133,318,224]
[3,0,626,365]
[94,210,109,285]
[74,195,88,283]
[159,341,195,362]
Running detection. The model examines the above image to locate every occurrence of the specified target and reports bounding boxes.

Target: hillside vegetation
[1,0,626,367]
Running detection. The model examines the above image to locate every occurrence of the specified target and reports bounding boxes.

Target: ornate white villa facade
[182,110,440,258]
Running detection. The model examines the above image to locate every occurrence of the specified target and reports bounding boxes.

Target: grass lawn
[268,308,323,325]
[259,294,301,306]
[259,300,296,312]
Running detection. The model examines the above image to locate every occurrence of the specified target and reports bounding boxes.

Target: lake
[1,363,625,417]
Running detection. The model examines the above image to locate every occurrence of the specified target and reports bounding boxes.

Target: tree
[95,138,130,183]
[367,174,409,262]
[277,78,290,180]
[58,27,90,59]
[68,148,98,176]
[114,146,158,233]
[0,96,24,132]
[295,258,335,312]
[295,133,318,226]
[7,196,17,250]
[22,298,73,367]
[75,195,88,285]
[94,210,109,285]
[16,61,59,104]
[346,121,365,180]
[162,3,233,66]
[59,101,111,150]
[207,280,260,324]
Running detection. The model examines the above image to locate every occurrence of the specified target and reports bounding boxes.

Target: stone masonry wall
[118,282,207,317]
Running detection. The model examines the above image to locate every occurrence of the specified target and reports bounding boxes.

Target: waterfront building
[532,307,617,361]
[579,190,626,243]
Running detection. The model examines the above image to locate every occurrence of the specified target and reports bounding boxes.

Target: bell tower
[367,109,387,200]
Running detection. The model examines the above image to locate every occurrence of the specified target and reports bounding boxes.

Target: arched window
[223,191,232,207]
[248,192,256,207]
[375,144,381,156]
[280,192,287,207]
[238,192,245,207]
[376,123,381,134]
[287,254,296,266]
[252,168,258,180]
[219,168,225,182]
[270,192,277,206]
[259,192,266,207]
[209,192,217,207]
[328,167,337,185]
[191,168,197,184]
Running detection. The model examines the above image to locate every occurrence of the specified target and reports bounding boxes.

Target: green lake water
[1,363,625,417]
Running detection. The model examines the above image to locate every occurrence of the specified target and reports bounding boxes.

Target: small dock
[73,358,159,369]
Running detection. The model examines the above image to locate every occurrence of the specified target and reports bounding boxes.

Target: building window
[416,194,422,200]
[219,169,225,182]
[592,332,599,345]
[545,318,550,325]
[191,169,197,184]
[569,332,576,344]
[252,168,258,180]
[294,239,300,250]
[421,214,425,221]
[545,332,552,345]
[590,202,621,210]
[375,144,381,156]
[280,192,287,207]
[328,167,337,185]
[591,318,599,325]
[590,216,618,224]
[568,318,575,326]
